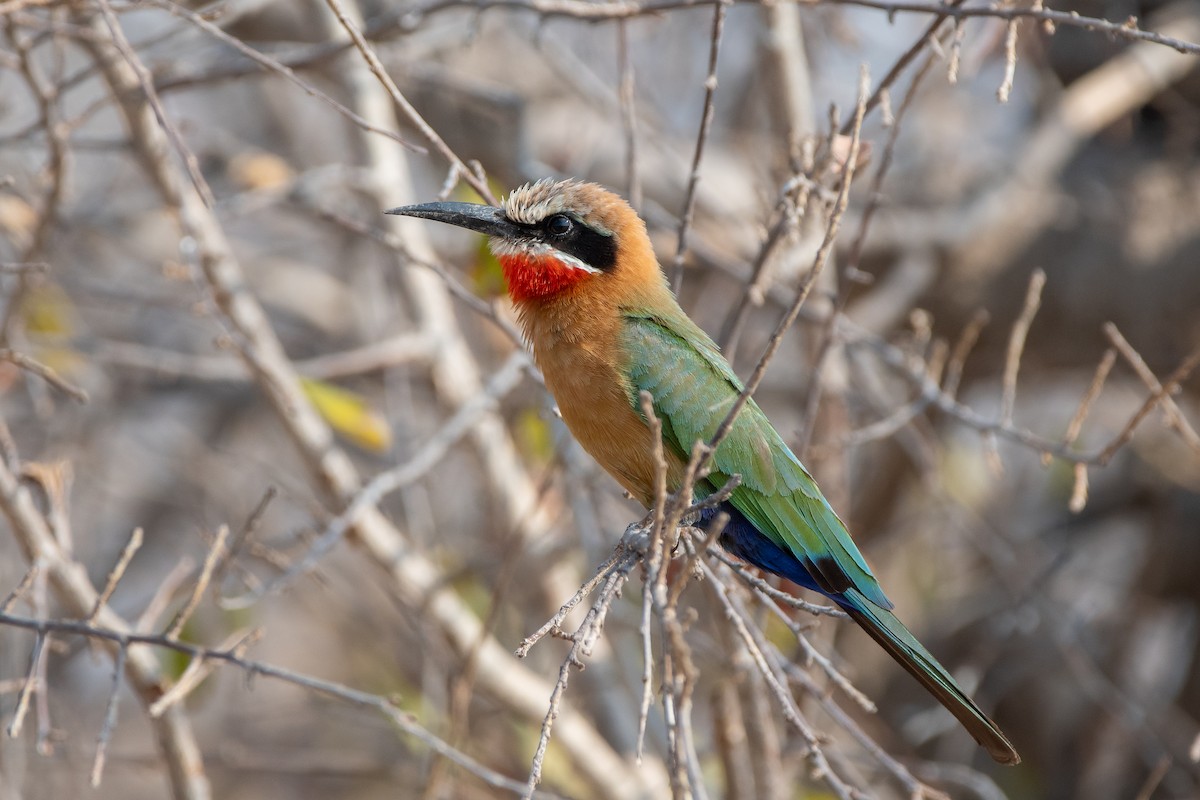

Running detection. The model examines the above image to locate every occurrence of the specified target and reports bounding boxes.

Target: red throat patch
[499,253,593,303]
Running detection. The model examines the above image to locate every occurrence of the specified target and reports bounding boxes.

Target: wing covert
[621,312,892,609]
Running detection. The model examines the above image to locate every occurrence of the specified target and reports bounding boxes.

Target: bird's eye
[546,214,573,237]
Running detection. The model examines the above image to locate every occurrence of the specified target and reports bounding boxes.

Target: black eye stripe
[556,224,616,272]
[505,213,618,272]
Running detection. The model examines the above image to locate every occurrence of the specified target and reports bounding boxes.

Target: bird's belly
[542,352,682,507]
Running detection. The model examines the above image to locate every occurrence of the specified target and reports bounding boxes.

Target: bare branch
[1097,335,1200,465]
[0,348,88,402]
[669,0,729,292]
[7,630,45,739]
[997,20,1020,102]
[88,527,143,625]
[0,611,567,800]
[140,0,424,153]
[90,644,126,788]
[1061,348,1117,453]
[999,269,1046,427]
[1105,323,1200,455]
[165,525,229,640]
[318,0,496,203]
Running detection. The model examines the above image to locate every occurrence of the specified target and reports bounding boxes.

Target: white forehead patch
[503,178,587,223]
[502,178,612,236]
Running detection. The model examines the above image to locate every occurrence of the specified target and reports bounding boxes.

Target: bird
[386,178,1020,766]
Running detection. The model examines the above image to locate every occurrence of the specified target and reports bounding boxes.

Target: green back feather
[621,311,892,609]
[621,310,1020,764]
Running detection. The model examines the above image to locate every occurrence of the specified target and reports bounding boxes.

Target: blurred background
[1,0,1199,798]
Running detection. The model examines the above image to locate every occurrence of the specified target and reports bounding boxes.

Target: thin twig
[319,0,496,203]
[617,20,642,210]
[93,0,213,208]
[1000,269,1045,428]
[943,309,990,400]
[997,20,1019,102]
[780,659,948,799]
[948,18,966,83]
[90,644,127,788]
[128,0,1200,60]
[139,0,424,153]
[636,573,654,763]
[215,487,277,591]
[0,262,49,274]
[707,548,846,617]
[700,560,856,800]
[705,66,869,468]
[0,611,565,800]
[7,631,45,739]
[749,586,874,712]
[240,352,530,605]
[150,628,262,717]
[1061,349,1117,452]
[165,525,229,640]
[840,0,967,134]
[0,348,88,402]
[1096,335,1200,465]
[1104,322,1200,455]
[1134,755,1172,800]
[88,527,143,625]
[717,179,810,354]
[516,532,643,657]
[670,0,729,292]
[2,564,40,613]
[520,562,637,799]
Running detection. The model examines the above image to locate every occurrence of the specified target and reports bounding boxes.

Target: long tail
[840,588,1021,765]
[710,504,1020,764]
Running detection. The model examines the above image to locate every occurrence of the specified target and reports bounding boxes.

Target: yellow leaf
[763,607,798,653]
[21,282,75,339]
[16,282,85,386]
[452,176,507,206]
[469,236,507,298]
[0,195,37,246]
[300,377,393,453]
[514,408,554,464]
[453,179,511,298]
[227,151,294,191]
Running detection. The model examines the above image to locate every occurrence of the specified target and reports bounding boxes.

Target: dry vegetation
[2,0,1200,798]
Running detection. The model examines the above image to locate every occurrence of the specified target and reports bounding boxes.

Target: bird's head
[386,179,662,305]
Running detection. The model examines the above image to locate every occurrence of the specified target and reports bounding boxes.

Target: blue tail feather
[699,503,843,605]
[697,502,1021,765]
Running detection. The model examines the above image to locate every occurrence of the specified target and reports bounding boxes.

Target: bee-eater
[386,178,1020,765]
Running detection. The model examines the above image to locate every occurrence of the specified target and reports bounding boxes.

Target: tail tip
[985,740,1022,766]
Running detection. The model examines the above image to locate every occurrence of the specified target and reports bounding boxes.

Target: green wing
[622,312,1023,765]
[622,311,892,609]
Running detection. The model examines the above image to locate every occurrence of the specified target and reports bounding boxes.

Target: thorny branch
[233,350,533,605]
[0,419,210,800]
[0,610,567,799]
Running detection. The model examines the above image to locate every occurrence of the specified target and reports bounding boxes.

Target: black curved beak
[384,201,520,239]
